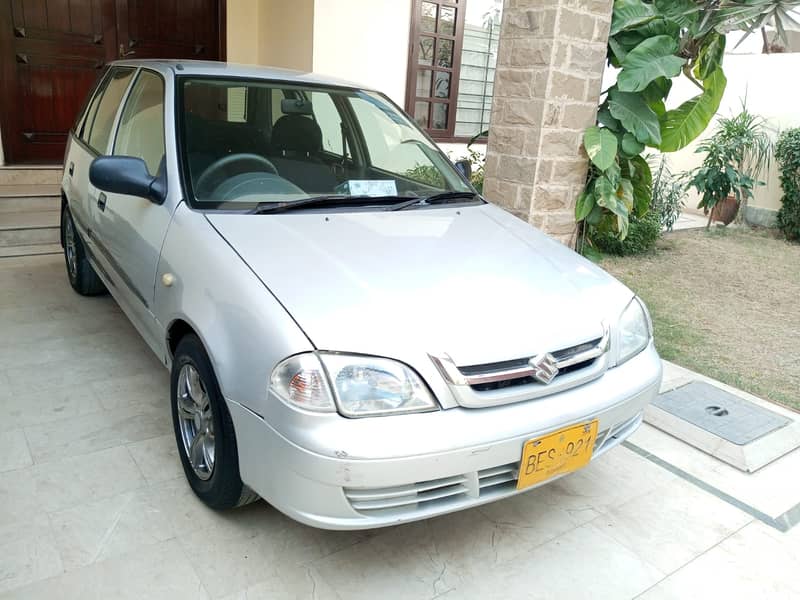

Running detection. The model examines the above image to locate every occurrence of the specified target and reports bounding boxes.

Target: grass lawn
[601,226,800,412]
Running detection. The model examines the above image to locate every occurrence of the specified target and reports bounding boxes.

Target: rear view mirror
[89,156,166,204]
[454,159,472,180]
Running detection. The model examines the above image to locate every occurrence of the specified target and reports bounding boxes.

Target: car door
[90,68,172,351]
[65,67,136,242]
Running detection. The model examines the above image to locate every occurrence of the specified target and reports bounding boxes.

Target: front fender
[153,202,314,415]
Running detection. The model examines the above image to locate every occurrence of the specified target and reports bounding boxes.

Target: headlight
[270,353,438,417]
[617,297,652,364]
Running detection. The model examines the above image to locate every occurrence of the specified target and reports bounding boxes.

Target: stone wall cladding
[483,0,613,245]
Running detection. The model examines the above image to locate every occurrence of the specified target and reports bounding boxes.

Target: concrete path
[668,211,707,232]
[1,255,798,599]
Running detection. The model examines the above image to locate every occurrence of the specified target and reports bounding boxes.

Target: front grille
[343,412,642,519]
[459,334,607,393]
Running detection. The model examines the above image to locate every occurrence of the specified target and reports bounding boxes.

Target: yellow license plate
[516,420,599,490]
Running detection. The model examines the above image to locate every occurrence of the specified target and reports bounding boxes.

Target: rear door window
[113,70,165,176]
[85,67,135,153]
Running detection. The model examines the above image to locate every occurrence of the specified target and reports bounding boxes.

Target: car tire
[61,206,107,296]
[171,333,259,509]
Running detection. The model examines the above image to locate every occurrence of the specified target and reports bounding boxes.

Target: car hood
[206,204,634,366]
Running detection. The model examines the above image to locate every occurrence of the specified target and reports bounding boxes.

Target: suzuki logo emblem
[529,352,559,384]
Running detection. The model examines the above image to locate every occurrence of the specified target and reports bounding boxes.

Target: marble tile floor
[1,255,797,599]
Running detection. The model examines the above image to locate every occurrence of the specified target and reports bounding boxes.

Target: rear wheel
[171,333,258,509]
[61,206,106,296]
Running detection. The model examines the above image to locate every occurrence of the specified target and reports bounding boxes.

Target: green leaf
[653,0,699,30]
[605,160,622,187]
[595,176,618,209]
[617,36,686,93]
[617,178,635,211]
[633,17,681,39]
[596,176,631,240]
[694,33,726,80]
[617,212,630,240]
[620,133,644,158]
[597,103,623,132]
[608,88,662,147]
[660,68,728,152]
[609,30,646,64]
[629,155,653,216]
[642,78,671,119]
[586,203,604,226]
[575,191,596,221]
[610,0,657,36]
[608,39,626,66]
[584,126,619,172]
[642,77,672,105]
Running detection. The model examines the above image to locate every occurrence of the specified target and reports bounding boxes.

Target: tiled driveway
[1,255,798,599]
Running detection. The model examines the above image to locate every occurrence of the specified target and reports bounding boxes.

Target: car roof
[110,59,371,91]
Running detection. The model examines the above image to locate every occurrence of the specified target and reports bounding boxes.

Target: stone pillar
[482,0,613,245]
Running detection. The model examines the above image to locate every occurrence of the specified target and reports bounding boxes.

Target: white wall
[311,0,412,106]
[226,0,314,71]
[226,0,261,64]
[260,0,314,71]
[665,51,800,213]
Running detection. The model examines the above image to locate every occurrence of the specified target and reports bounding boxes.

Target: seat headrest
[271,114,322,154]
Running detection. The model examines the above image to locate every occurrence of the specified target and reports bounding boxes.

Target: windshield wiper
[251,194,408,214]
[390,191,482,211]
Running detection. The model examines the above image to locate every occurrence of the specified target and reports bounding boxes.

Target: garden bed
[602,227,800,412]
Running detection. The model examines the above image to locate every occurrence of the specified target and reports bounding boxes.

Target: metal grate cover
[654,382,790,445]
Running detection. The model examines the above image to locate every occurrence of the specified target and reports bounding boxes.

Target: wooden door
[0,0,223,164]
[114,0,222,62]
[0,0,117,163]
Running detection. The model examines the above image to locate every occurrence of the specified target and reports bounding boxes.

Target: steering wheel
[195,153,278,197]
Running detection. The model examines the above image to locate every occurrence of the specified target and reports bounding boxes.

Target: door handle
[97,192,107,211]
[119,43,135,58]
[68,162,74,176]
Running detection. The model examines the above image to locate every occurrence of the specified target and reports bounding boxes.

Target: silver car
[61,60,662,530]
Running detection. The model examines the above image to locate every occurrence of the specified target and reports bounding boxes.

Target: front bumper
[228,343,662,530]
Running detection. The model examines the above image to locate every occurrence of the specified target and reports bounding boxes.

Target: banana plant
[578,0,799,243]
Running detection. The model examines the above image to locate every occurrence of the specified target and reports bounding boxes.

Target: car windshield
[178,77,473,210]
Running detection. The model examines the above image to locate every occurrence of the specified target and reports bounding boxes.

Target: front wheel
[171,333,258,509]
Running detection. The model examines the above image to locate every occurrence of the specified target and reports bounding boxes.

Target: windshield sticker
[343,180,398,197]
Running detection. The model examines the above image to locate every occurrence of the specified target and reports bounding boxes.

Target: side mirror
[454,158,472,180]
[89,156,166,204]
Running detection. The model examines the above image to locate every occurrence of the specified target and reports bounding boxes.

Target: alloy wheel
[176,364,216,480]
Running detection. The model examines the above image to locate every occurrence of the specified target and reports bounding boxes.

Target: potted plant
[690,105,773,228]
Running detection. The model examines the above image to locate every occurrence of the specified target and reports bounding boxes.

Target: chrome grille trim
[430,324,611,407]
[460,328,609,387]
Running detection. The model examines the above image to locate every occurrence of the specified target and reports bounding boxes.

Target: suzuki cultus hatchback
[60,60,662,529]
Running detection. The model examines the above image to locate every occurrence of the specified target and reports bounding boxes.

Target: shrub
[404,165,444,188]
[775,128,800,241]
[591,210,662,256]
[649,156,687,231]
[451,148,486,193]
